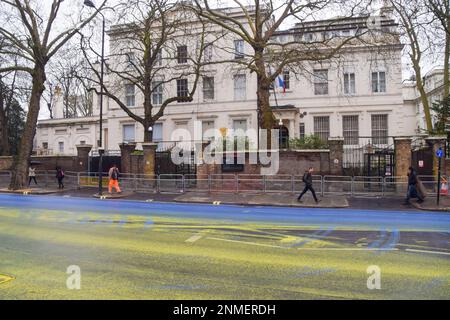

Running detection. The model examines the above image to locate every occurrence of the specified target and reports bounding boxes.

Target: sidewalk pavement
[2,186,450,212]
[173,192,348,208]
[0,187,65,195]
[411,195,450,212]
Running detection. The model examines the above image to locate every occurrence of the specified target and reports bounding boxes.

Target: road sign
[436,148,443,158]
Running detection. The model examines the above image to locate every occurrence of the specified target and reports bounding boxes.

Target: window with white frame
[204,43,213,62]
[176,79,189,102]
[123,124,135,143]
[202,121,215,141]
[299,123,305,139]
[125,84,135,107]
[177,45,188,64]
[234,40,244,59]
[152,123,163,142]
[155,49,163,66]
[203,76,214,100]
[314,69,329,95]
[58,141,64,153]
[344,72,356,95]
[313,116,330,142]
[233,119,247,136]
[372,71,386,93]
[342,115,359,145]
[283,70,290,90]
[233,74,246,100]
[371,114,388,145]
[152,81,163,105]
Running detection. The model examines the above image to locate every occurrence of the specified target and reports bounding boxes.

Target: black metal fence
[342,136,395,177]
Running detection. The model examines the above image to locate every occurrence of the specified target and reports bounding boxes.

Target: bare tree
[428,0,449,98]
[0,0,105,190]
[190,0,375,131]
[390,0,449,132]
[42,80,56,119]
[80,0,209,142]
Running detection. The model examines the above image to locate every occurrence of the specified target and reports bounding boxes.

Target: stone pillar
[425,136,447,176]
[197,140,212,178]
[119,143,136,174]
[141,142,158,177]
[394,137,412,178]
[76,144,92,172]
[327,137,344,175]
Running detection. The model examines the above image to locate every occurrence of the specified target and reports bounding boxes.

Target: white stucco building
[35,4,420,158]
[403,68,448,134]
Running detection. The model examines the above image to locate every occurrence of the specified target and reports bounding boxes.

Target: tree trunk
[9,66,46,190]
[413,63,433,132]
[257,76,273,130]
[0,111,10,156]
[254,47,274,131]
[0,96,10,156]
[143,123,154,142]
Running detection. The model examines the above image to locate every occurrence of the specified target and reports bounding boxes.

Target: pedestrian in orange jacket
[108,164,121,194]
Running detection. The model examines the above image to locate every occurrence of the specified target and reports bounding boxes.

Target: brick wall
[0,157,13,170]
[197,150,332,177]
[0,156,75,171]
[277,150,330,176]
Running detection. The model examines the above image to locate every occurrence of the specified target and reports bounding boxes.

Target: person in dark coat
[56,166,65,189]
[404,166,424,204]
[297,167,320,204]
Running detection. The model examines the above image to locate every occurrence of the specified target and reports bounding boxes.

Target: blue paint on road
[290,227,334,248]
[368,229,387,249]
[1,194,450,231]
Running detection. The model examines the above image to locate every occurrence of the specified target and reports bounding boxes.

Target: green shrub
[289,135,328,150]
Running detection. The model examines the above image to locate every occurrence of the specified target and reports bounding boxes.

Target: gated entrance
[343,136,395,177]
[88,151,121,174]
[411,140,433,176]
[155,150,196,175]
[365,151,395,177]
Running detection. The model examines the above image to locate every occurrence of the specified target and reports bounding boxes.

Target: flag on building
[277,75,286,93]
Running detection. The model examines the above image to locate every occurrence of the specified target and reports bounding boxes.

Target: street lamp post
[84,0,105,196]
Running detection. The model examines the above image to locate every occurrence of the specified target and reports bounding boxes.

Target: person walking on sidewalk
[28,165,37,186]
[56,166,65,189]
[108,164,121,194]
[297,167,320,204]
[404,166,424,204]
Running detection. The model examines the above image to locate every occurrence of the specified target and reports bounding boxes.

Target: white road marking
[207,237,288,249]
[405,249,450,256]
[207,237,402,251]
[185,235,203,243]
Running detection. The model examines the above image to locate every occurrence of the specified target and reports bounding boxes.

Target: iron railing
[0,170,445,198]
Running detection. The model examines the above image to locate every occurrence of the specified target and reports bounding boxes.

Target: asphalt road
[0,193,449,299]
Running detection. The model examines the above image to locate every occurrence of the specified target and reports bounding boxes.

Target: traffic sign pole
[436,147,443,206]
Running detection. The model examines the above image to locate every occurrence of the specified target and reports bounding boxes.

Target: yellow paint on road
[0,207,449,299]
[0,274,15,285]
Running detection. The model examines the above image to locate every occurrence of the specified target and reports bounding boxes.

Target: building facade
[35,5,418,160]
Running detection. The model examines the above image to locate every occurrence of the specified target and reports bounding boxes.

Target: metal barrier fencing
[352,176,384,197]
[323,176,353,196]
[0,170,447,198]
